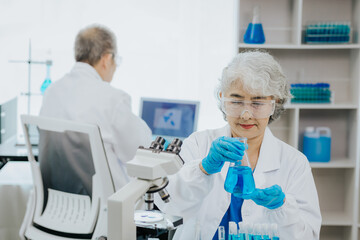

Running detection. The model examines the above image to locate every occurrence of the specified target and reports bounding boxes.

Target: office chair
[19,115,115,240]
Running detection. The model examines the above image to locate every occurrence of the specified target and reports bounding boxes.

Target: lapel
[253,127,281,188]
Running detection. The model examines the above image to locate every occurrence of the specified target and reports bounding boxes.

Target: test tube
[218,226,225,240]
[229,221,238,240]
[270,223,280,240]
[238,222,246,240]
[261,223,271,240]
[253,224,262,240]
[244,223,254,240]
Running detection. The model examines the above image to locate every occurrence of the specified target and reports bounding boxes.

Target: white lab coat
[156,125,321,240]
[40,62,152,190]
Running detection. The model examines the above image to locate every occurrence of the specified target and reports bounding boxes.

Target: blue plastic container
[303,127,331,162]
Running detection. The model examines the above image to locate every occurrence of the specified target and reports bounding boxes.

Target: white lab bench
[0,161,33,240]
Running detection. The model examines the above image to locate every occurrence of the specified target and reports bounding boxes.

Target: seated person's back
[40,24,152,190]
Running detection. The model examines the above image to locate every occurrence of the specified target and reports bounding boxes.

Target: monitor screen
[140,98,200,139]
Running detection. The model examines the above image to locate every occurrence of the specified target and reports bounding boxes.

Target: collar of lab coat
[255,127,281,173]
[72,62,103,82]
[251,127,281,188]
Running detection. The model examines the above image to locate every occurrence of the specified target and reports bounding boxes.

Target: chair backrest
[21,115,115,240]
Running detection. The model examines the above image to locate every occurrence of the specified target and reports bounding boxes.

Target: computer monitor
[139,98,200,141]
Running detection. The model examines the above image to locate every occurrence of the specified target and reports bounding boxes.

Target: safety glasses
[111,53,122,67]
[107,52,122,67]
[221,97,275,119]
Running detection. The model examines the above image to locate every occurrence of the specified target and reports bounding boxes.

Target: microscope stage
[134,210,183,231]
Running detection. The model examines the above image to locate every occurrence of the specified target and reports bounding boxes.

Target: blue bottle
[244,6,265,44]
[303,127,331,162]
[40,64,52,94]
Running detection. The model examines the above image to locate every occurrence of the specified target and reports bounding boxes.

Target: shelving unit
[238,44,360,49]
[236,0,360,239]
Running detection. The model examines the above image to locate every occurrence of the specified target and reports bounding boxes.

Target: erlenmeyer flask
[40,64,52,94]
[224,137,255,198]
[243,6,265,44]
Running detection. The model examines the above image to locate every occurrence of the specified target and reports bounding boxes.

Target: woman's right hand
[201,136,246,175]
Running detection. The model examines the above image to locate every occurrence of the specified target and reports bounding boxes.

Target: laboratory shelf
[322,226,352,240]
[285,103,358,110]
[321,212,353,226]
[310,158,356,169]
[238,43,360,50]
[237,0,360,239]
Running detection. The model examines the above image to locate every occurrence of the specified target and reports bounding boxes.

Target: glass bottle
[224,137,255,198]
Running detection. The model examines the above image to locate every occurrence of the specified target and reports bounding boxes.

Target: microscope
[108,137,184,240]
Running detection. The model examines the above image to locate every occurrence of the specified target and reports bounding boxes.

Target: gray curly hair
[74,24,117,66]
[216,50,291,124]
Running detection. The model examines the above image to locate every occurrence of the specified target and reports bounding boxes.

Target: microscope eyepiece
[149,136,166,150]
[165,138,183,154]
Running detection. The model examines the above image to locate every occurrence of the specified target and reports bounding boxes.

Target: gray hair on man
[74,24,117,66]
[216,50,292,123]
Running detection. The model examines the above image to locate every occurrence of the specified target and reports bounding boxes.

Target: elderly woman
[156,51,321,240]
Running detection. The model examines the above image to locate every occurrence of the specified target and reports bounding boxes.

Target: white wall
[0,0,236,131]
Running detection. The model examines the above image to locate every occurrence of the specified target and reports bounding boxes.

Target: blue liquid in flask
[40,64,52,94]
[40,78,51,93]
[244,23,265,44]
[224,165,255,198]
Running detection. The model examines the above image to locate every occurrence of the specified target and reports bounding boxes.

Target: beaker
[224,137,255,198]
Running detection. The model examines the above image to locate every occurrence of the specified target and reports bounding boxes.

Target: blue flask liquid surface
[224,165,255,198]
[244,23,265,44]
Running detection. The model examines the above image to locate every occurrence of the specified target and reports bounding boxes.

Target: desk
[0,136,38,168]
[0,162,33,240]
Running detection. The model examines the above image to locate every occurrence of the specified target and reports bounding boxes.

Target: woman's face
[222,81,272,142]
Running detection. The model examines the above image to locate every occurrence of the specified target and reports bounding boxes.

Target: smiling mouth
[239,124,255,129]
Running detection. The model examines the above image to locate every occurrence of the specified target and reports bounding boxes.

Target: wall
[0,0,237,132]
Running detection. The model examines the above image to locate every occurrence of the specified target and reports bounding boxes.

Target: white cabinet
[236,0,360,239]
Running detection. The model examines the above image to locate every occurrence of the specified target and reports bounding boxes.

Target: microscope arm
[108,178,153,240]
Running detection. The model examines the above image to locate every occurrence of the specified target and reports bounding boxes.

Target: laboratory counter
[0,136,37,169]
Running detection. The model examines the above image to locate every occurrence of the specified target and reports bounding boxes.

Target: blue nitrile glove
[201,136,246,175]
[244,185,285,209]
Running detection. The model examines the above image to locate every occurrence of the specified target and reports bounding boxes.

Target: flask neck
[46,65,51,79]
[252,6,261,24]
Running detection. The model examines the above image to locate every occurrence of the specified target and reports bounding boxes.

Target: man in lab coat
[40,25,152,190]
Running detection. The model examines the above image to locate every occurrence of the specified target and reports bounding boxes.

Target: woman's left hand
[243,185,285,209]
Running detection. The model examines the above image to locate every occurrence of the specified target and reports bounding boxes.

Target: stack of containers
[290,83,332,103]
[304,21,351,44]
